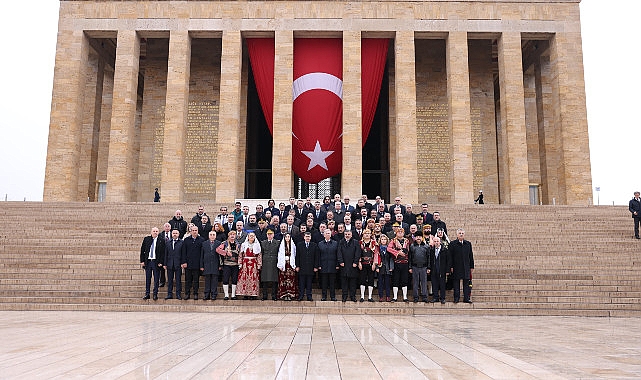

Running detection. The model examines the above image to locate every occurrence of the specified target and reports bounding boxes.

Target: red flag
[292,39,343,183]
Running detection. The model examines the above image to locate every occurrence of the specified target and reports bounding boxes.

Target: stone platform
[0,311,639,379]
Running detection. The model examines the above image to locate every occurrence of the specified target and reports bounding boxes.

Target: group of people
[140,194,475,304]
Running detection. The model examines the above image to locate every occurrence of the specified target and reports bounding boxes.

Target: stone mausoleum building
[44,0,592,205]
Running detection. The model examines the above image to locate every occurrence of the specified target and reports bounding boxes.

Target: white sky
[0,0,637,205]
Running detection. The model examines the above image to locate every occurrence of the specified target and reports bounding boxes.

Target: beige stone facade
[44,0,592,205]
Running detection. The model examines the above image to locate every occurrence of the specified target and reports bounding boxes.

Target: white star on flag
[302,141,334,171]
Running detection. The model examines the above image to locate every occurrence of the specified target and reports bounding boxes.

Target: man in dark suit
[296,232,319,301]
[629,191,641,239]
[429,236,450,304]
[265,199,279,218]
[164,229,186,300]
[311,201,327,227]
[337,230,361,302]
[449,228,474,304]
[419,203,435,225]
[140,227,165,300]
[223,214,236,236]
[183,225,205,300]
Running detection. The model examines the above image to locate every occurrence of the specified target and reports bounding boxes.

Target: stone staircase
[0,202,638,316]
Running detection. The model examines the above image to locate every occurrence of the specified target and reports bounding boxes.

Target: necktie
[173,240,176,250]
[165,232,169,241]
[150,238,155,260]
[306,243,309,249]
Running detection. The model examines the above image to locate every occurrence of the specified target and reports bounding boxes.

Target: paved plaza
[0,311,639,379]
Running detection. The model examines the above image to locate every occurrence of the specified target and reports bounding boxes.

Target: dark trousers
[320,273,336,299]
[453,276,471,302]
[222,265,239,285]
[378,274,391,298]
[144,260,160,296]
[166,265,182,296]
[158,266,166,284]
[411,266,428,299]
[261,281,278,299]
[392,263,409,287]
[341,276,357,300]
[203,274,219,298]
[360,265,375,286]
[431,271,446,301]
[299,274,314,300]
[184,269,200,296]
[634,216,641,238]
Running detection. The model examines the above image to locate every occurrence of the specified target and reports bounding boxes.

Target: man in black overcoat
[260,229,281,300]
[449,228,474,303]
[200,230,222,300]
[183,225,205,300]
[318,229,339,301]
[337,230,361,302]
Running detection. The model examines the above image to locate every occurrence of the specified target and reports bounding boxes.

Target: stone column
[161,31,191,202]
[43,30,90,201]
[215,30,243,203]
[393,32,419,204]
[342,32,362,199]
[549,32,593,205]
[272,30,294,199]
[497,32,529,205]
[534,53,559,205]
[447,31,474,204]
[106,30,140,202]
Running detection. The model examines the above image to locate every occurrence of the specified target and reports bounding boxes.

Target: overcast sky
[0,1,637,205]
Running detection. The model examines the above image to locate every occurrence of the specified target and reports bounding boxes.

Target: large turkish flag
[247,37,388,184]
[292,39,343,183]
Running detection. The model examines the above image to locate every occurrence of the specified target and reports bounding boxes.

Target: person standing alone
[630,191,641,239]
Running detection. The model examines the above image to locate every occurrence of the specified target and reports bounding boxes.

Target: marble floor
[0,311,639,379]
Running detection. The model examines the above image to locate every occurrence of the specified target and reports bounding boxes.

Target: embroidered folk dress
[236,241,262,296]
[277,241,298,300]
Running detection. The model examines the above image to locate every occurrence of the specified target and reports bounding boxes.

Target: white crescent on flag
[292,72,343,101]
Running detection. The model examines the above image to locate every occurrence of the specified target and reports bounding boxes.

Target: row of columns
[44,28,590,205]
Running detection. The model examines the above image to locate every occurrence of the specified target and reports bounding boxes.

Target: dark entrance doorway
[362,62,390,201]
[244,66,273,198]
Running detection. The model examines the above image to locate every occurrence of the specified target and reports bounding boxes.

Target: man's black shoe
[193,295,198,301]
[153,294,158,301]
[463,300,473,304]
[184,294,190,300]
[440,300,446,304]
[176,295,182,300]
[164,295,173,300]
[331,298,337,301]
[321,298,327,301]
[143,295,150,300]
[159,282,165,287]
[413,298,419,303]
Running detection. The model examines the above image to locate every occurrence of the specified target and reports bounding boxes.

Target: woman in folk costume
[359,229,379,302]
[237,232,262,299]
[277,233,298,301]
[216,230,240,300]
